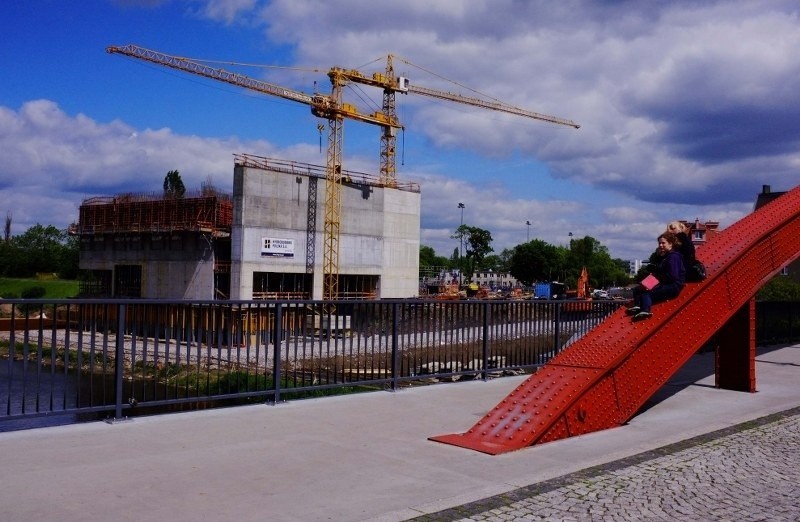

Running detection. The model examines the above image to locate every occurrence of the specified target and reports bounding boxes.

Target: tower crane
[333,54,580,185]
[107,44,402,302]
[107,45,579,301]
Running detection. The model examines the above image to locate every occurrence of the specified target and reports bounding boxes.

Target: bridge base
[715,298,756,392]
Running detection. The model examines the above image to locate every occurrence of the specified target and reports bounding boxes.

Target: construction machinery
[107,45,579,300]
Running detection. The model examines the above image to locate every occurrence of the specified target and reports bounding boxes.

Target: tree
[0,224,79,279]
[4,211,10,242]
[11,225,70,277]
[478,254,508,273]
[508,240,564,286]
[163,169,186,198]
[564,235,630,289]
[757,276,800,301]
[57,234,80,279]
[452,225,493,283]
[419,245,451,272]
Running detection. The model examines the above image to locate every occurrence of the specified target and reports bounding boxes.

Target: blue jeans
[633,283,682,313]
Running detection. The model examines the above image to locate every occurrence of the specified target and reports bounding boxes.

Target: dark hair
[658,231,682,249]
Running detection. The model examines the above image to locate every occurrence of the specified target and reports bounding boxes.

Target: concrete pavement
[0,343,798,521]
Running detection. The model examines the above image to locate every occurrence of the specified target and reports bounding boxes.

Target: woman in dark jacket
[627,231,686,321]
[667,221,696,267]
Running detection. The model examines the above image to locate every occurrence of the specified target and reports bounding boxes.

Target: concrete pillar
[715,297,756,392]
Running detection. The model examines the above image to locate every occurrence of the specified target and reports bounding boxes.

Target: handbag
[687,260,707,282]
[641,274,659,290]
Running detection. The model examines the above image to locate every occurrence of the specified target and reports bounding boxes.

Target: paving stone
[411,408,800,522]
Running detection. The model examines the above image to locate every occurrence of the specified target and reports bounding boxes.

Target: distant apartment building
[472,270,521,289]
[628,259,644,276]
[682,218,721,246]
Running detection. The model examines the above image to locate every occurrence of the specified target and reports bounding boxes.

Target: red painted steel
[431,185,800,455]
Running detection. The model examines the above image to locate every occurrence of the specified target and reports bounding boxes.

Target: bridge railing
[0,298,794,430]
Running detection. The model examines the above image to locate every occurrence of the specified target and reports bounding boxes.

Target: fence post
[391,302,399,391]
[273,303,283,404]
[481,301,489,381]
[553,302,561,356]
[113,303,126,421]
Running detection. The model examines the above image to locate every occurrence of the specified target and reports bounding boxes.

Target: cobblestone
[411,407,800,522]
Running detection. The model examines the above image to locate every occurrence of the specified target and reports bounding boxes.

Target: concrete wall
[380,188,421,297]
[231,164,420,299]
[79,233,215,299]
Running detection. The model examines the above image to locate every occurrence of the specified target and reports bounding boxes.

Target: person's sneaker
[633,311,652,321]
[625,306,640,316]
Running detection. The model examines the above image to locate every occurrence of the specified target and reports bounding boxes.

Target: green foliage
[0,278,79,299]
[163,169,186,198]
[419,245,451,270]
[509,240,565,286]
[477,252,510,273]
[506,235,631,289]
[20,286,46,299]
[0,224,78,279]
[757,276,800,301]
[566,235,631,288]
[426,227,631,290]
[451,225,493,283]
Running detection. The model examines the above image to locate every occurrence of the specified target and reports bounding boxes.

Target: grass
[0,277,79,299]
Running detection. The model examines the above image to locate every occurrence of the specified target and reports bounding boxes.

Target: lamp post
[458,202,465,282]
[458,202,465,286]
[526,220,531,242]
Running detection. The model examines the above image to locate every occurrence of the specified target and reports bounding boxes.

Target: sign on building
[261,237,294,258]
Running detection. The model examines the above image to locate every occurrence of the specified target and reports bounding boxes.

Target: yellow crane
[107,44,403,302]
[333,54,580,185]
[107,45,579,301]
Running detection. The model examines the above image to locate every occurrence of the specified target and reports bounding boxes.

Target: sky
[2,0,800,262]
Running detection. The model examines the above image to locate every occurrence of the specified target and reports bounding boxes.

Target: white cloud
[0,100,272,233]
[5,0,800,264]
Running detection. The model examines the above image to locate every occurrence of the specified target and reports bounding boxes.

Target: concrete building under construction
[73,154,421,300]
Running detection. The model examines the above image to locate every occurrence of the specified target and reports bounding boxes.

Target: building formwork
[74,190,233,299]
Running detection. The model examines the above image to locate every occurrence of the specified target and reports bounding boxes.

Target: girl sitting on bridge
[627,231,686,321]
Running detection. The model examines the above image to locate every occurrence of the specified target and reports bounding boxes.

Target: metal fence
[0,298,796,431]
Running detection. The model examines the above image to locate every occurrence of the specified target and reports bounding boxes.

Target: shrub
[20,286,46,299]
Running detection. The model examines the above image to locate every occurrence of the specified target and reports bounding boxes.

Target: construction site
[73,45,579,301]
[75,155,421,300]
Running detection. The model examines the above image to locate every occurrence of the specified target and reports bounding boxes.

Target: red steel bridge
[431,185,800,455]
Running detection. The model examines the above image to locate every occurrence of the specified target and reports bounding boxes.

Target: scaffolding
[73,189,233,237]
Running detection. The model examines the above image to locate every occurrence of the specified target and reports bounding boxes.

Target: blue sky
[3,0,800,261]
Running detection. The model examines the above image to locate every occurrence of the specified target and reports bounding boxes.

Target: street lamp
[458,203,465,286]
[526,220,531,242]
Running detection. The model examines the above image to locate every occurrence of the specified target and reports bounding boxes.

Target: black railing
[0,298,796,431]
[755,301,800,345]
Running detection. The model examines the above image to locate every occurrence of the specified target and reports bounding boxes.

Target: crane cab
[397,77,409,92]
